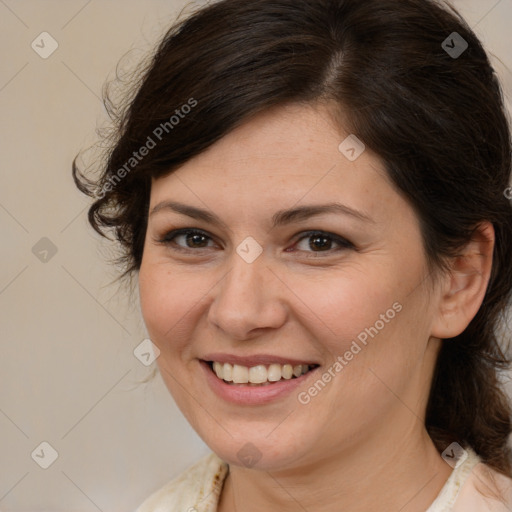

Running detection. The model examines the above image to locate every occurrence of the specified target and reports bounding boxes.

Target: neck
[218,425,452,512]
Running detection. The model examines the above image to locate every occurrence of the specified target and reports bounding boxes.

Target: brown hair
[73,0,512,476]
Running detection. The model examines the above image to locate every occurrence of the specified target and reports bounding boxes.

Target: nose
[207,249,287,341]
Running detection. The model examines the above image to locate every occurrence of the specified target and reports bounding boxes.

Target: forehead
[148,103,405,227]
[183,103,349,171]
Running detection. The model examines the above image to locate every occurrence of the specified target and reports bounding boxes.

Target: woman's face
[139,103,444,471]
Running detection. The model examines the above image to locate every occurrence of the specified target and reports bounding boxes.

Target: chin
[195,425,313,471]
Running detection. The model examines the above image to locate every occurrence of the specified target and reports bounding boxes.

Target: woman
[73,0,512,510]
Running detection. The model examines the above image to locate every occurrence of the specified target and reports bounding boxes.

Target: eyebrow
[149,200,374,228]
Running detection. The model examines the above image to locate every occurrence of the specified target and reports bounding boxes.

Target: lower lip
[200,360,318,405]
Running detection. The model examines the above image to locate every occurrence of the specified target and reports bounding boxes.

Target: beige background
[1,1,511,510]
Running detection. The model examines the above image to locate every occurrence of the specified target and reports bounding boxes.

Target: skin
[138,102,494,512]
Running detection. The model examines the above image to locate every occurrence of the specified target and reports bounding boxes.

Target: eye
[158,229,217,251]
[156,228,354,257]
[290,230,354,256]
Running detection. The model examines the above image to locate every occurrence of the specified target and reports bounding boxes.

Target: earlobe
[430,222,495,339]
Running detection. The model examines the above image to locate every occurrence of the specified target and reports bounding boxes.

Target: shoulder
[134,452,229,512]
[453,459,512,512]
[428,447,512,512]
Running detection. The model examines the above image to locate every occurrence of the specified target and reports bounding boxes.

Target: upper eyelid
[158,228,353,250]
[159,228,217,245]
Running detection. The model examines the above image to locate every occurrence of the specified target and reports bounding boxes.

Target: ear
[430,222,495,339]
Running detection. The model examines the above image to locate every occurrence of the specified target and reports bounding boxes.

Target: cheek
[291,256,429,395]
[139,264,167,338]
[291,268,400,352]
[138,260,193,350]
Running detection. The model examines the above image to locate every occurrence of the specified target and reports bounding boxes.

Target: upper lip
[201,353,320,367]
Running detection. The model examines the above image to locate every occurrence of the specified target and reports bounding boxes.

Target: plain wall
[1,1,511,510]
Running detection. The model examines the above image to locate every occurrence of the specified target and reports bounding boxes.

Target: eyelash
[156,228,355,257]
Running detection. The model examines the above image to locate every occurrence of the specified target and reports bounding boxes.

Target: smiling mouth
[206,361,319,386]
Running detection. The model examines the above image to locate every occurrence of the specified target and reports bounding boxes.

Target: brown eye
[159,229,216,251]
[292,231,354,255]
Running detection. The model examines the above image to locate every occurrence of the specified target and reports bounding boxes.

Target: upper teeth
[212,362,311,384]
